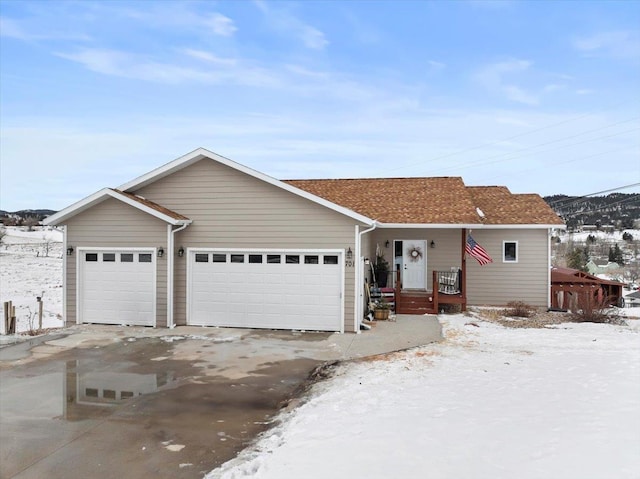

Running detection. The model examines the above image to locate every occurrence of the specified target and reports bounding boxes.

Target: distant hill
[0,209,57,225]
[544,193,640,230]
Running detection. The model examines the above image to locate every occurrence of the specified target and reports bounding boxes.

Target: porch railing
[395,269,465,314]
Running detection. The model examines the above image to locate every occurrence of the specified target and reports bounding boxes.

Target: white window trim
[502,241,519,263]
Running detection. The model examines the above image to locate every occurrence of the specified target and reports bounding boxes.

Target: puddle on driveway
[0,336,323,479]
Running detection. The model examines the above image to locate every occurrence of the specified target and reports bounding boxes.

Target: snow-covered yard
[210,314,640,479]
[2,226,639,478]
[0,226,64,335]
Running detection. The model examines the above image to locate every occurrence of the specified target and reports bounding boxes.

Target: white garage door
[188,250,343,332]
[79,249,156,326]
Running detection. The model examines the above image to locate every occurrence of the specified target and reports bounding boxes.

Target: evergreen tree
[612,244,624,265]
[567,246,589,272]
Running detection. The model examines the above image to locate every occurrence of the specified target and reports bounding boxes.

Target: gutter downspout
[167,222,191,328]
[355,221,378,333]
[547,228,553,309]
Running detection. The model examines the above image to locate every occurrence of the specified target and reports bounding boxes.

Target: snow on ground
[560,229,640,243]
[0,227,64,335]
[210,315,640,479]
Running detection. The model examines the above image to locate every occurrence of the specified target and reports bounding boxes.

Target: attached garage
[187,250,344,332]
[78,248,156,326]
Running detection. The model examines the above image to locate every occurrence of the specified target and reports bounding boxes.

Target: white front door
[402,240,427,289]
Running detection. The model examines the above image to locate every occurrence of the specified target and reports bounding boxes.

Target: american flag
[465,234,493,265]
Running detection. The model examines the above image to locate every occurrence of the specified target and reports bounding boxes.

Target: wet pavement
[0,317,442,479]
[1,336,322,478]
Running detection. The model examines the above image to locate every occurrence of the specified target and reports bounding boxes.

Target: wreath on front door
[408,245,423,262]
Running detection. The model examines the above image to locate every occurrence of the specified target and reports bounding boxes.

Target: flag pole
[461,228,467,312]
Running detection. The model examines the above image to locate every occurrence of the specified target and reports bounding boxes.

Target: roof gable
[119,148,374,226]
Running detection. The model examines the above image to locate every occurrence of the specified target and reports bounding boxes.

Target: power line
[423,126,639,178]
[557,194,640,218]
[416,120,639,176]
[480,146,637,185]
[548,183,640,209]
[387,100,639,174]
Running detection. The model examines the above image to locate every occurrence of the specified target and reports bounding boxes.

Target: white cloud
[427,60,446,71]
[55,48,280,87]
[576,89,595,95]
[0,16,91,42]
[573,31,640,59]
[254,1,329,50]
[203,13,237,37]
[475,60,540,105]
[182,49,237,66]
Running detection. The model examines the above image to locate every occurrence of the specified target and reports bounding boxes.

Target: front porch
[394,270,466,314]
[366,229,470,316]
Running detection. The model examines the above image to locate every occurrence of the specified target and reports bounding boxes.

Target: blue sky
[1,0,639,211]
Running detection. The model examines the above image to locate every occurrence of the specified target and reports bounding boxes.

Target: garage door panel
[80,249,155,326]
[189,250,342,331]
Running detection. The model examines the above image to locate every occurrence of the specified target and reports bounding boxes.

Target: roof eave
[377,222,565,229]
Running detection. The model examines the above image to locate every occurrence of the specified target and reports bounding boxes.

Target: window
[139,253,152,263]
[121,253,134,263]
[103,389,116,400]
[85,388,98,398]
[85,253,98,262]
[286,255,300,264]
[195,253,209,263]
[324,255,339,265]
[103,253,116,262]
[249,254,263,264]
[304,255,319,264]
[267,255,281,264]
[503,241,518,263]
[212,254,226,263]
[231,254,245,263]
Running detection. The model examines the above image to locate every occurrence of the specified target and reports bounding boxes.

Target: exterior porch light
[158,247,164,258]
[385,240,390,248]
[430,240,436,248]
[178,246,185,257]
[66,246,74,256]
[346,247,353,260]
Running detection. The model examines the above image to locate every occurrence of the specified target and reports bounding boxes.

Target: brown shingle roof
[285,178,563,225]
[285,177,480,224]
[467,187,564,225]
[111,189,190,221]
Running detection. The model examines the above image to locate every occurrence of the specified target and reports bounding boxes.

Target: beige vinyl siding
[369,229,463,290]
[466,229,549,307]
[369,228,549,307]
[135,159,362,331]
[65,198,168,326]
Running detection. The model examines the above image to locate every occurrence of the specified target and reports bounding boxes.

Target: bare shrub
[440,303,462,314]
[570,294,622,324]
[504,301,536,318]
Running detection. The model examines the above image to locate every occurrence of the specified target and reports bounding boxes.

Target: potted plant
[373,253,390,287]
[373,298,392,320]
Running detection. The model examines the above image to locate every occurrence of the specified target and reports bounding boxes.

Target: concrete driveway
[0,316,441,479]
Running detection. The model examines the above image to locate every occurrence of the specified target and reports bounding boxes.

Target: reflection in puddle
[64,360,174,420]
